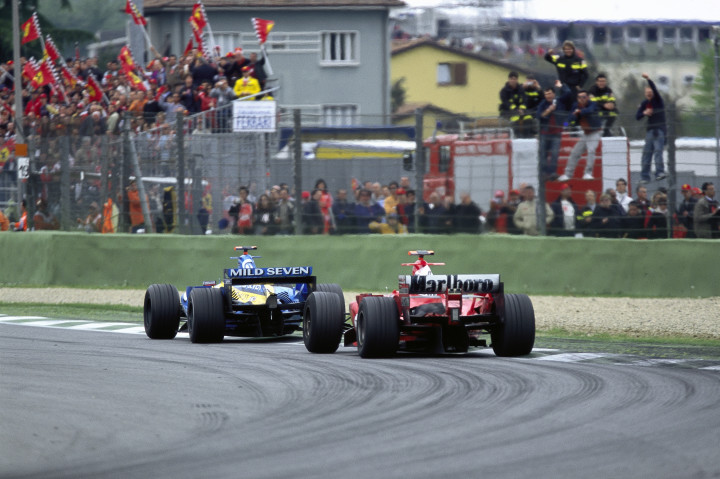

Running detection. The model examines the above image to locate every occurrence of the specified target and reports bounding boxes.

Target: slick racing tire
[316,283,346,318]
[189,287,226,343]
[491,293,535,357]
[144,283,181,339]
[357,296,399,358]
[303,291,344,354]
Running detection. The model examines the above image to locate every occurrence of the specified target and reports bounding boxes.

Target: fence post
[414,108,424,233]
[293,108,303,236]
[124,113,153,233]
[59,136,71,231]
[176,112,186,234]
[666,102,677,238]
[536,123,547,236]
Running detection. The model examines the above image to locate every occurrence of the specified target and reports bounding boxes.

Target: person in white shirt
[615,178,632,213]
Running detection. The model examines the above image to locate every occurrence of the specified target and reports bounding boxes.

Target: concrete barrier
[0,232,717,297]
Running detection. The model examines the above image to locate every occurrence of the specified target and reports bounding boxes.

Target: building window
[680,27,693,42]
[437,62,467,86]
[593,27,606,44]
[646,27,658,42]
[663,27,676,44]
[321,32,358,65]
[439,146,451,173]
[323,105,357,126]
[699,28,711,42]
[628,26,643,43]
[610,27,623,44]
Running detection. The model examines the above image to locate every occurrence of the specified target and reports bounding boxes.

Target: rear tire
[491,293,535,357]
[316,283,346,318]
[144,284,180,339]
[189,288,226,343]
[304,292,344,353]
[357,296,399,358]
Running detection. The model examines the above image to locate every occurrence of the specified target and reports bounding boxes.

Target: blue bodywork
[178,250,317,337]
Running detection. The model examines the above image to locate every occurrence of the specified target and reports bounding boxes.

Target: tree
[691,44,718,107]
[0,1,95,62]
[391,77,406,113]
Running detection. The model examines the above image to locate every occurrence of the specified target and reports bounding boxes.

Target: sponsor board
[226,266,312,278]
[404,274,500,294]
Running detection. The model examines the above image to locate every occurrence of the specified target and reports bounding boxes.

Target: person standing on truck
[544,40,588,98]
[588,73,618,137]
[536,80,571,181]
[557,90,602,181]
[635,73,667,184]
[499,71,530,138]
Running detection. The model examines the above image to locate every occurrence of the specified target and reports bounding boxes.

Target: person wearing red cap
[233,65,260,99]
[549,183,579,236]
[677,183,697,237]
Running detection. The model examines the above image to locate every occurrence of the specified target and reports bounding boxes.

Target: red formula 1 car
[305,251,535,358]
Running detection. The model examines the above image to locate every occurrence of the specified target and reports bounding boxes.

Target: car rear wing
[400,274,501,294]
[224,266,316,287]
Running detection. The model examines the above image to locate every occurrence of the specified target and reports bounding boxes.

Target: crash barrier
[0,232,717,298]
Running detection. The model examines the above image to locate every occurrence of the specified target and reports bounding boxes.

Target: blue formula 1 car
[143,246,345,346]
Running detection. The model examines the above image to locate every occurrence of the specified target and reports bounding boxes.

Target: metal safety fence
[1,105,718,238]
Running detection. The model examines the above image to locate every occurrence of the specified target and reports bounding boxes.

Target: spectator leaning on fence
[513,185,553,236]
[693,182,720,239]
[677,183,697,238]
[549,183,579,237]
[615,178,632,213]
[234,66,261,99]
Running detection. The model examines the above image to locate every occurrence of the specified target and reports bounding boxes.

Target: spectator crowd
[0,44,272,232]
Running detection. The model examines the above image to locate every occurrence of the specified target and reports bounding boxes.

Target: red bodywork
[347,253,500,352]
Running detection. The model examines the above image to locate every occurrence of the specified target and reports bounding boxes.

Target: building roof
[391,38,540,76]
[393,101,464,119]
[501,0,720,25]
[145,0,405,9]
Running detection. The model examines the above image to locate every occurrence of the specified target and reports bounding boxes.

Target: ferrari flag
[21,13,41,45]
[190,2,208,31]
[85,75,103,103]
[118,45,137,73]
[31,61,56,89]
[252,18,274,45]
[125,0,147,27]
[44,36,61,63]
[22,58,39,82]
[60,65,79,89]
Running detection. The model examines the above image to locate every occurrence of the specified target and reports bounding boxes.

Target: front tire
[189,288,226,343]
[357,296,399,358]
[144,284,181,339]
[304,292,344,353]
[491,293,535,357]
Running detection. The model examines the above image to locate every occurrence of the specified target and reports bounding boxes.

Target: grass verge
[0,303,143,324]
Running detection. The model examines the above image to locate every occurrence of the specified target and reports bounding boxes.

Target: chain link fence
[1,105,718,238]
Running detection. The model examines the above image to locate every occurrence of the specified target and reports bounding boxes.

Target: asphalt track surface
[2,323,720,479]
